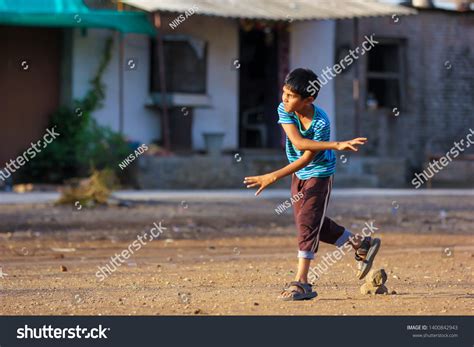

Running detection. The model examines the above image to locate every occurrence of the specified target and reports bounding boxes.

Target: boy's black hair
[284,68,321,100]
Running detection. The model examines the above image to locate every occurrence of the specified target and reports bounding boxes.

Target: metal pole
[154,12,171,152]
[353,18,360,137]
[118,0,124,134]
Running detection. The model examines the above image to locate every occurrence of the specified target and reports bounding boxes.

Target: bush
[17,37,131,184]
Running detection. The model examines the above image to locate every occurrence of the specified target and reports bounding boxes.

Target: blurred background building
[0,0,473,189]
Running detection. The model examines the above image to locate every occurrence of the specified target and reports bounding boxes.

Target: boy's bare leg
[280,233,369,298]
[280,258,311,298]
[295,257,311,283]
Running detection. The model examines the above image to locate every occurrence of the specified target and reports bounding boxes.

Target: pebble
[60,265,67,272]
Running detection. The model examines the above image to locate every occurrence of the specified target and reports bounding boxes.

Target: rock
[391,290,397,295]
[360,283,388,295]
[193,309,202,314]
[365,269,387,287]
[60,265,67,272]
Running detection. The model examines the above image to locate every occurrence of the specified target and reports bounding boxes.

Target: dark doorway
[0,26,61,167]
[238,26,281,149]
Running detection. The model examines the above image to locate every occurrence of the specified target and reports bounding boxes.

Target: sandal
[355,237,381,280]
[278,281,318,301]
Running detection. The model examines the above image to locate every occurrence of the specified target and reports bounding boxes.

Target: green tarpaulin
[0,0,156,36]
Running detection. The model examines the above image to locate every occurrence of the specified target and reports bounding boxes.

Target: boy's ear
[305,96,315,104]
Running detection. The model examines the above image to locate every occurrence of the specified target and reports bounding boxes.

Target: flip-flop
[278,281,318,301]
[355,237,381,280]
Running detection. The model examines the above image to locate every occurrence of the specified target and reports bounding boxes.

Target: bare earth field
[0,194,473,315]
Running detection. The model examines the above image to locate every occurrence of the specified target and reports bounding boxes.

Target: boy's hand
[243,174,277,196]
[336,137,368,151]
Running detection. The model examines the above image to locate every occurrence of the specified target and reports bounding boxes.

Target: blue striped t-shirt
[277,102,336,179]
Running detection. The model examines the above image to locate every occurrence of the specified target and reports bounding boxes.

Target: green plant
[19,36,131,183]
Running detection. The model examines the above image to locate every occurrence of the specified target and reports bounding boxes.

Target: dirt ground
[0,194,473,315]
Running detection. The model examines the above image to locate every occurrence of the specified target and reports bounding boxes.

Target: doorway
[0,26,61,167]
[238,24,286,149]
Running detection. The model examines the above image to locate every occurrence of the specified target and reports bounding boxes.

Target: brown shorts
[291,174,347,259]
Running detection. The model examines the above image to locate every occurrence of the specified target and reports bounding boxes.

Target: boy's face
[281,85,314,113]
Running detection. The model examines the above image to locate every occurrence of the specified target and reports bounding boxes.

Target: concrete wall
[71,16,240,151]
[290,20,337,139]
[335,11,474,178]
[137,153,290,189]
[159,14,239,151]
[70,19,334,152]
[71,28,161,144]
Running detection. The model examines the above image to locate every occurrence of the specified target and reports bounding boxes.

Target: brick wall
[334,10,474,181]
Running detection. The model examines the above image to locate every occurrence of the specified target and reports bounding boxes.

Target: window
[366,40,406,110]
[151,35,207,94]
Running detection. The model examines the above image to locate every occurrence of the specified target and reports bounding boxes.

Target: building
[2,0,472,189]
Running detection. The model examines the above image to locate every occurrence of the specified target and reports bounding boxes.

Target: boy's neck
[295,103,314,119]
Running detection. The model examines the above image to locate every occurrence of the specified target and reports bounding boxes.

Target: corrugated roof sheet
[122,0,417,20]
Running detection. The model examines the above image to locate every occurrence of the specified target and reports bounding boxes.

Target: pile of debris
[57,169,118,206]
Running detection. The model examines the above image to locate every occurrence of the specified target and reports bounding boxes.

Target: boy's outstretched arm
[281,123,367,152]
[244,150,316,196]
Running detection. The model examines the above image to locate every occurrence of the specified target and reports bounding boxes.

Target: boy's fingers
[246,183,259,188]
[351,138,367,146]
[255,187,264,196]
[352,139,366,145]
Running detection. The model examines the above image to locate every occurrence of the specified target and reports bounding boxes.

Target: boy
[243,68,381,301]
